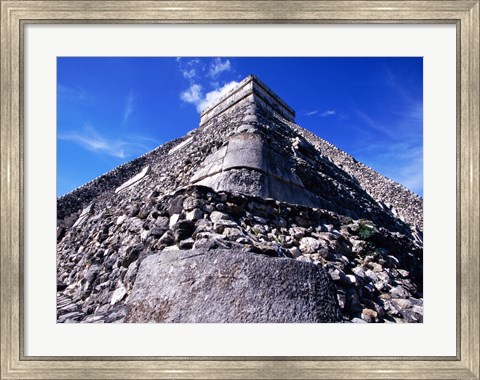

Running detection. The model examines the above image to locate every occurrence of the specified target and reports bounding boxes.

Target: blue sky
[57,57,423,197]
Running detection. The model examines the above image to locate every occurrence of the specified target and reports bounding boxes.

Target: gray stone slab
[115,166,150,194]
[190,147,227,183]
[189,128,319,208]
[207,160,224,176]
[168,137,193,155]
[194,174,222,190]
[223,147,264,172]
[214,169,265,197]
[203,146,227,166]
[71,203,94,228]
[264,149,304,187]
[190,165,210,183]
[227,132,263,151]
[262,174,319,208]
[125,249,341,323]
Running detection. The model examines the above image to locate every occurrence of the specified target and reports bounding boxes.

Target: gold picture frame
[1,1,478,378]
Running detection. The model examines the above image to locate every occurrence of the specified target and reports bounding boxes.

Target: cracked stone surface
[125,249,341,323]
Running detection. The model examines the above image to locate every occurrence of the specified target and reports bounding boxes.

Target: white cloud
[209,58,231,78]
[180,84,203,105]
[198,81,238,111]
[177,58,202,80]
[59,124,153,159]
[320,109,336,117]
[177,58,231,81]
[122,91,134,125]
[182,68,197,79]
[353,109,396,139]
[178,58,237,112]
[58,84,87,101]
[180,81,239,113]
[301,109,335,117]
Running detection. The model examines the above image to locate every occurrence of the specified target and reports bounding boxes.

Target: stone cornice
[199,75,295,126]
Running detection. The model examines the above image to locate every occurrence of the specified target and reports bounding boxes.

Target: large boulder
[125,249,341,323]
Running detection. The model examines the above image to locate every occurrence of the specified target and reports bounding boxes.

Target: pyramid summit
[199,74,296,125]
[57,75,423,323]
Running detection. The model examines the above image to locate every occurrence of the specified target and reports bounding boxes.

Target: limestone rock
[110,285,127,305]
[125,249,341,323]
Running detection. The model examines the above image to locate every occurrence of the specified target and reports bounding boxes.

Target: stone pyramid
[57,75,423,323]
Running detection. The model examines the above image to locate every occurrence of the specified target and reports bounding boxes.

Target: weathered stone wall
[195,98,419,235]
[287,122,423,229]
[57,138,179,221]
[57,75,423,324]
[58,77,422,232]
[57,185,422,323]
[199,75,295,126]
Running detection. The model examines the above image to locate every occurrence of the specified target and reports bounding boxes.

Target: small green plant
[358,222,373,240]
[274,233,284,245]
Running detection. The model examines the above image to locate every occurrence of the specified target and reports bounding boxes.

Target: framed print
[1,1,479,379]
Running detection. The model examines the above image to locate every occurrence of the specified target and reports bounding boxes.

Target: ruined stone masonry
[57,75,423,323]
